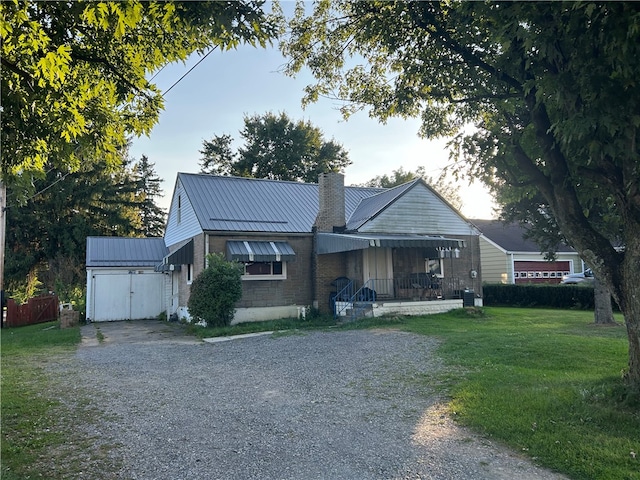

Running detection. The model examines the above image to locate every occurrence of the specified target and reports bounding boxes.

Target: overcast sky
[128,13,497,220]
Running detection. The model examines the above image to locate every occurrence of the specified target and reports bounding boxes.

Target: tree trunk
[593,276,616,325]
[621,273,640,392]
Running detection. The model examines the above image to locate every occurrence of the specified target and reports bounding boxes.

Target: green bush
[483,283,597,309]
[187,253,243,327]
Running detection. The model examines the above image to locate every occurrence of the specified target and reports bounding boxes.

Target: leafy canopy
[0,0,279,197]
[281,1,640,389]
[199,111,351,183]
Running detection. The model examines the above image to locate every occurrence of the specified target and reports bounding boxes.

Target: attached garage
[86,237,168,322]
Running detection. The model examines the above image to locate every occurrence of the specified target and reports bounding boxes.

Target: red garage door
[514,261,570,284]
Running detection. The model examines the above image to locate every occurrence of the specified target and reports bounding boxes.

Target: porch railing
[331,276,466,319]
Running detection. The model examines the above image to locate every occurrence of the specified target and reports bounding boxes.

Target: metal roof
[177,173,383,233]
[86,237,168,267]
[471,219,576,253]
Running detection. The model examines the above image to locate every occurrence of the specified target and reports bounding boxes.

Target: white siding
[358,184,477,235]
[164,178,203,247]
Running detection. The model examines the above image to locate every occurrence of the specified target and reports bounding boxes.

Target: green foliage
[5,154,163,295]
[483,284,600,310]
[131,154,166,237]
[1,0,279,198]
[187,253,243,327]
[282,0,640,388]
[199,111,352,182]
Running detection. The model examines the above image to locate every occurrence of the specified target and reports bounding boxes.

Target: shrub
[187,253,243,327]
[483,283,597,310]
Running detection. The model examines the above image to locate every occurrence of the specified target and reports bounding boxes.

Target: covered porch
[316,233,478,318]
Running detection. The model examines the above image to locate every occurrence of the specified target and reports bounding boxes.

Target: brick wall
[207,234,314,308]
[314,251,349,313]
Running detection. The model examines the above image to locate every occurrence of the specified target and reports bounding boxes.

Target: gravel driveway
[50,320,568,479]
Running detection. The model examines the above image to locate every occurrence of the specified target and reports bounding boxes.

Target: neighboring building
[85,236,167,321]
[471,219,585,285]
[158,172,483,323]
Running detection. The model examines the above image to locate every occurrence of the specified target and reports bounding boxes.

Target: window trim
[241,261,287,281]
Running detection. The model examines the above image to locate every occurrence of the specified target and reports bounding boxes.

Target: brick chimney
[314,172,346,232]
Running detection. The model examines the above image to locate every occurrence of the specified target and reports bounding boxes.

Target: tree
[363,166,463,211]
[132,155,166,237]
[498,186,618,325]
[282,2,640,392]
[199,112,352,182]
[199,134,237,176]
[187,253,243,327]
[0,0,278,197]
[4,157,154,297]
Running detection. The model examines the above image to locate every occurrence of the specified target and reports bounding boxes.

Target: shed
[86,236,168,322]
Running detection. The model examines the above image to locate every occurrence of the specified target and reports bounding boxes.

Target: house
[158,172,483,323]
[471,219,585,284]
[85,236,168,321]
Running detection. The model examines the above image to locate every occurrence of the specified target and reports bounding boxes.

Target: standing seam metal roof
[178,173,384,233]
[86,237,168,267]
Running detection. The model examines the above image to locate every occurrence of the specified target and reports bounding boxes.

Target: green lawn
[1,322,89,480]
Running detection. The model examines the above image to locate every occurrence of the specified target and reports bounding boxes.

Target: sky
[129,25,497,220]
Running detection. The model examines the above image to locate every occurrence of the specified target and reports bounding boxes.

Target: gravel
[48,322,569,479]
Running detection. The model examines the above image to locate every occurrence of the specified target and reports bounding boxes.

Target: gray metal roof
[86,237,168,267]
[178,173,384,233]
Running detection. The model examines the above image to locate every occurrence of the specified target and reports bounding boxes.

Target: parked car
[560,268,594,284]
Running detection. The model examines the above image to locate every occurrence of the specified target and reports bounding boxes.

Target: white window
[425,258,444,278]
[186,264,193,284]
[241,261,287,280]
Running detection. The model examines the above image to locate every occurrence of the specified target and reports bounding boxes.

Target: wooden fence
[4,294,59,328]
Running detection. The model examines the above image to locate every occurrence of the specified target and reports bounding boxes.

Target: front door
[363,248,394,297]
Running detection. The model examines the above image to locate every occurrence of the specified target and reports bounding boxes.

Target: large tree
[0,0,278,196]
[199,112,351,183]
[282,2,640,391]
[132,155,166,237]
[4,157,159,296]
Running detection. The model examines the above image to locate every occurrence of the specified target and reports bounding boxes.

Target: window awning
[166,239,194,265]
[316,233,465,254]
[226,241,296,262]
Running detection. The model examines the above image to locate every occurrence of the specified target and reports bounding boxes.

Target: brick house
[158,172,483,323]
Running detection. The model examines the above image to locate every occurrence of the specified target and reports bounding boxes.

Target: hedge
[482,283,596,310]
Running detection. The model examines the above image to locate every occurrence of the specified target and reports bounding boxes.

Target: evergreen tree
[132,155,166,237]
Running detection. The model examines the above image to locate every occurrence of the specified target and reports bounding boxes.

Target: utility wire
[163,45,218,96]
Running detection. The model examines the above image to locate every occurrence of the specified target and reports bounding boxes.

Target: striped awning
[226,241,296,262]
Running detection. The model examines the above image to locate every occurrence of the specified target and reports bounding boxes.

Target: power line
[163,46,218,96]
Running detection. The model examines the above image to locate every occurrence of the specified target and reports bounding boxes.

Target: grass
[1,321,119,479]
[396,307,639,480]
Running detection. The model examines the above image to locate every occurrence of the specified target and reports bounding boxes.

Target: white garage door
[92,271,164,321]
